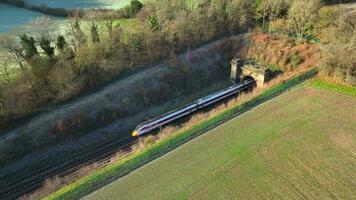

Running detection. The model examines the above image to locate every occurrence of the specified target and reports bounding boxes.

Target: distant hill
[324,0,356,4]
[0,0,25,7]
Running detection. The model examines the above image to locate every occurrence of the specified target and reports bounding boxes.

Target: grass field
[84,84,356,200]
[308,79,356,97]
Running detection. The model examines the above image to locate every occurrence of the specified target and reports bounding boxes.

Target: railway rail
[0,137,137,200]
[0,79,255,200]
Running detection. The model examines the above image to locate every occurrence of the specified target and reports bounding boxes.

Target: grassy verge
[308,78,356,97]
[112,18,142,43]
[44,69,317,200]
[113,18,139,29]
[85,76,356,200]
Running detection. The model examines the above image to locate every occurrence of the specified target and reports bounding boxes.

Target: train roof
[136,101,197,128]
[135,79,255,129]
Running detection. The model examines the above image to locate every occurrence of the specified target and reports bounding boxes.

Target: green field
[84,84,356,200]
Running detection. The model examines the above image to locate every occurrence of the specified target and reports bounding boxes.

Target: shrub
[290,51,301,68]
[129,0,143,17]
[267,63,280,72]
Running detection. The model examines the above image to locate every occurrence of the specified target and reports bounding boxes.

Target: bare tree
[90,22,100,44]
[31,16,51,40]
[169,49,178,67]
[105,20,114,40]
[288,0,321,39]
[0,35,28,77]
[85,11,101,44]
[0,58,12,83]
[31,16,56,57]
[226,0,253,33]
[322,11,356,84]
[66,15,87,53]
[266,0,287,33]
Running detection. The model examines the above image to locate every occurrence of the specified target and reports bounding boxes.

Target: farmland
[26,0,134,9]
[85,83,356,200]
[0,0,134,32]
[0,0,355,198]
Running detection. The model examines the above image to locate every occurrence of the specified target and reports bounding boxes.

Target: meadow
[0,0,134,32]
[0,3,43,32]
[26,0,133,9]
[84,83,356,200]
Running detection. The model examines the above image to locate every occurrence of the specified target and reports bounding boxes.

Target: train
[132,78,256,137]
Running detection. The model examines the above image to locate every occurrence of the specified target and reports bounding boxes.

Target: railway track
[0,137,137,200]
[0,68,315,200]
[0,80,256,200]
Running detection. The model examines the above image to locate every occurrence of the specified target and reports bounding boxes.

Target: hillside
[0,0,355,199]
[85,83,356,200]
[0,33,322,196]
[0,36,234,183]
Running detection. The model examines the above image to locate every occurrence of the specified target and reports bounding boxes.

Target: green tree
[19,34,38,60]
[39,36,55,57]
[129,0,143,16]
[56,35,66,50]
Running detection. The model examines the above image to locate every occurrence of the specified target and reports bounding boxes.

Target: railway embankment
[0,35,243,192]
[0,33,320,199]
[84,77,356,200]
[41,68,318,200]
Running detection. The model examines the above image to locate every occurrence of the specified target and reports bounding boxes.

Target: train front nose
[132,130,139,137]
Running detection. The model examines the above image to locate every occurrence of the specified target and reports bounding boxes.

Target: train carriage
[132,78,255,137]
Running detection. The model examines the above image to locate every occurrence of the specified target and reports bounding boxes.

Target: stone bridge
[230,58,270,87]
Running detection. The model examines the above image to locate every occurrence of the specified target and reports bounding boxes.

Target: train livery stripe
[135,79,255,135]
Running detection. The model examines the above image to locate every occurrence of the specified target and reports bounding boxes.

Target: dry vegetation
[0,37,232,184]
[0,0,355,198]
[23,65,314,200]
[84,84,356,200]
[0,33,318,173]
[241,34,320,71]
[1,0,353,132]
[317,7,356,85]
[0,29,321,200]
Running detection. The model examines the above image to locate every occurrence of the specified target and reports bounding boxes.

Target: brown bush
[241,34,320,71]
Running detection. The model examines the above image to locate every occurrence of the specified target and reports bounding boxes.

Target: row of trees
[0,1,148,129]
[317,6,356,84]
[0,0,354,130]
[252,0,355,84]
[0,15,120,128]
